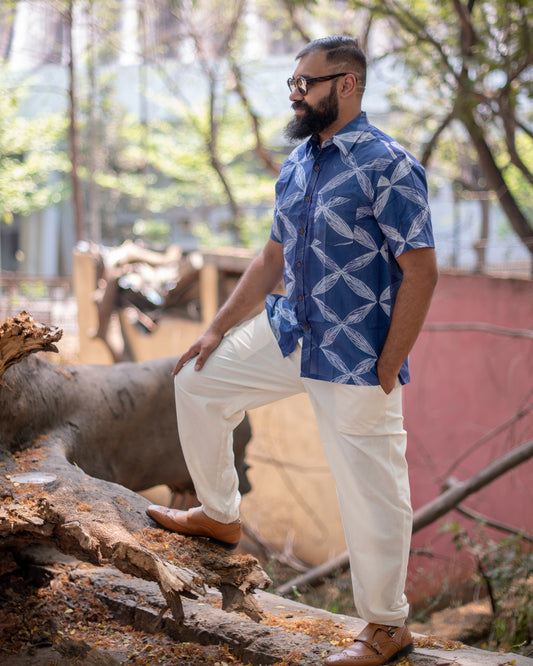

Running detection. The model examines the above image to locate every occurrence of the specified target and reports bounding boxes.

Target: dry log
[0,313,251,495]
[104,240,183,268]
[0,312,266,623]
[0,311,62,377]
[87,242,202,361]
[276,438,533,596]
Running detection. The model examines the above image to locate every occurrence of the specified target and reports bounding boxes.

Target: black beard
[284,82,339,142]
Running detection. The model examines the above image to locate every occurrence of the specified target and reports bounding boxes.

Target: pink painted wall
[403,272,533,609]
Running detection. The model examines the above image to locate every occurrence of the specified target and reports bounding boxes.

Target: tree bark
[462,111,533,259]
[231,62,281,178]
[0,313,264,623]
[66,0,85,243]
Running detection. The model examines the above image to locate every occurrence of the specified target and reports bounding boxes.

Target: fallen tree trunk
[276,438,533,596]
[0,312,266,623]
[0,312,252,495]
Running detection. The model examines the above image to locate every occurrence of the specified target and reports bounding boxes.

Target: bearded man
[148,35,438,666]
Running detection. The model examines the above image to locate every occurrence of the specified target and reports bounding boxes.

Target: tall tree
[66,0,85,243]
[168,0,249,243]
[346,0,533,261]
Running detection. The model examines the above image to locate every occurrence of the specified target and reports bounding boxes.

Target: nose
[289,87,303,102]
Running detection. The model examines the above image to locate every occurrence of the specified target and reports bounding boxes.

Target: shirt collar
[306,112,370,158]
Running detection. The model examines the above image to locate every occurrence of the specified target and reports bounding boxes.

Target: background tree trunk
[66,0,85,243]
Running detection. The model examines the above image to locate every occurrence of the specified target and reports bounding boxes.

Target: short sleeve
[372,153,435,258]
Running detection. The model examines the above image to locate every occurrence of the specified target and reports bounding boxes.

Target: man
[148,35,438,666]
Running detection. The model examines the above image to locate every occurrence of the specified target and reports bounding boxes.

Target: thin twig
[423,322,533,339]
[454,503,533,543]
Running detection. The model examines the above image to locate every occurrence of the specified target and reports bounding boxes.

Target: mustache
[292,101,309,112]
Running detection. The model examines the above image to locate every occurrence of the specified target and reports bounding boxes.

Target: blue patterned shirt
[265,112,435,385]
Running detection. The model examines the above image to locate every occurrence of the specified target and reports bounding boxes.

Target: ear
[339,73,357,98]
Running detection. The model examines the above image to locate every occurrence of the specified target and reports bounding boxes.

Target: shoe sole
[169,530,239,551]
[203,535,240,551]
[383,641,414,664]
[146,510,239,550]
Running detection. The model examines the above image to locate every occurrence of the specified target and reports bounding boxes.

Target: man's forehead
[293,50,330,76]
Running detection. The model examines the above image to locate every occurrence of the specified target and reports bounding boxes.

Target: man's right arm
[172,238,284,375]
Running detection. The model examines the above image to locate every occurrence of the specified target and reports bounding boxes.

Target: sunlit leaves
[0,74,69,221]
[345,0,532,243]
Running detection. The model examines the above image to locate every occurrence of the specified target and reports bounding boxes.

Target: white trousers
[174,310,412,624]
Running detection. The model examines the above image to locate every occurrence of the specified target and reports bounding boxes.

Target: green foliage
[89,85,280,246]
[19,280,48,299]
[347,0,532,249]
[0,72,69,223]
[499,133,533,224]
[132,219,171,245]
[446,523,533,651]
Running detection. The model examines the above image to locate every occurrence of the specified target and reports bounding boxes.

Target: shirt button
[305,196,310,201]
[298,296,303,301]
[297,262,301,267]
[304,325,309,330]
[314,165,320,171]
[299,229,304,234]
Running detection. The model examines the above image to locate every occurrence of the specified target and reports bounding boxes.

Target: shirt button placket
[296,187,308,308]
[296,162,320,335]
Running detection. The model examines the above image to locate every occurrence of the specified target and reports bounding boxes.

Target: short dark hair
[296,36,367,90]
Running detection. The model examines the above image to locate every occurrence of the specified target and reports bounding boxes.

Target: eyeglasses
[287,73,348,96]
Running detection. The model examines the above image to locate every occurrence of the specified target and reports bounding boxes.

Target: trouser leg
[174,311,304,523]
[303,379,412,625]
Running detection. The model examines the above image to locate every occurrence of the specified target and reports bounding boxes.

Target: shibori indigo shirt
[265,111,435,386]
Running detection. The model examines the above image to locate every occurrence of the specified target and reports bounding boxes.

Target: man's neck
[318,109,363,146]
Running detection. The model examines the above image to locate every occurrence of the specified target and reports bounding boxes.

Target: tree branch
[453,502,533,543]
[276,438,533,596]
[451,0,477,56]
[280,0,313,43]
[230,61,281,178]
[0,314,266,623]
[439,400,533,481]
[462,109,533,255]
[414,440,533,531]
[382,0,460,81]
[420,110,456,166]
[499,96,533,186]
[422,321,533,339]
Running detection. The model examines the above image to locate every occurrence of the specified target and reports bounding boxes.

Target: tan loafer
[323,623,413,666]
[146,505,241,550]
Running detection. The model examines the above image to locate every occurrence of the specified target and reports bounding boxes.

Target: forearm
[377,248,438,392]
[208,240,284,337]
[207,254,280,336]
[173,238,284,374]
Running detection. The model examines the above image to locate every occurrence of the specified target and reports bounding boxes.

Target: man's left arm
[377,247,438,394]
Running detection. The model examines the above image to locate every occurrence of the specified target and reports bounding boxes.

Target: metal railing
[0,272,77,334]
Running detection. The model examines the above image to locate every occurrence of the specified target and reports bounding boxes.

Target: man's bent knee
[174,358,205,395]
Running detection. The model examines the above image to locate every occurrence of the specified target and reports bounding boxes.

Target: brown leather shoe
[146,505,241,550]
[322,623,413,666]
